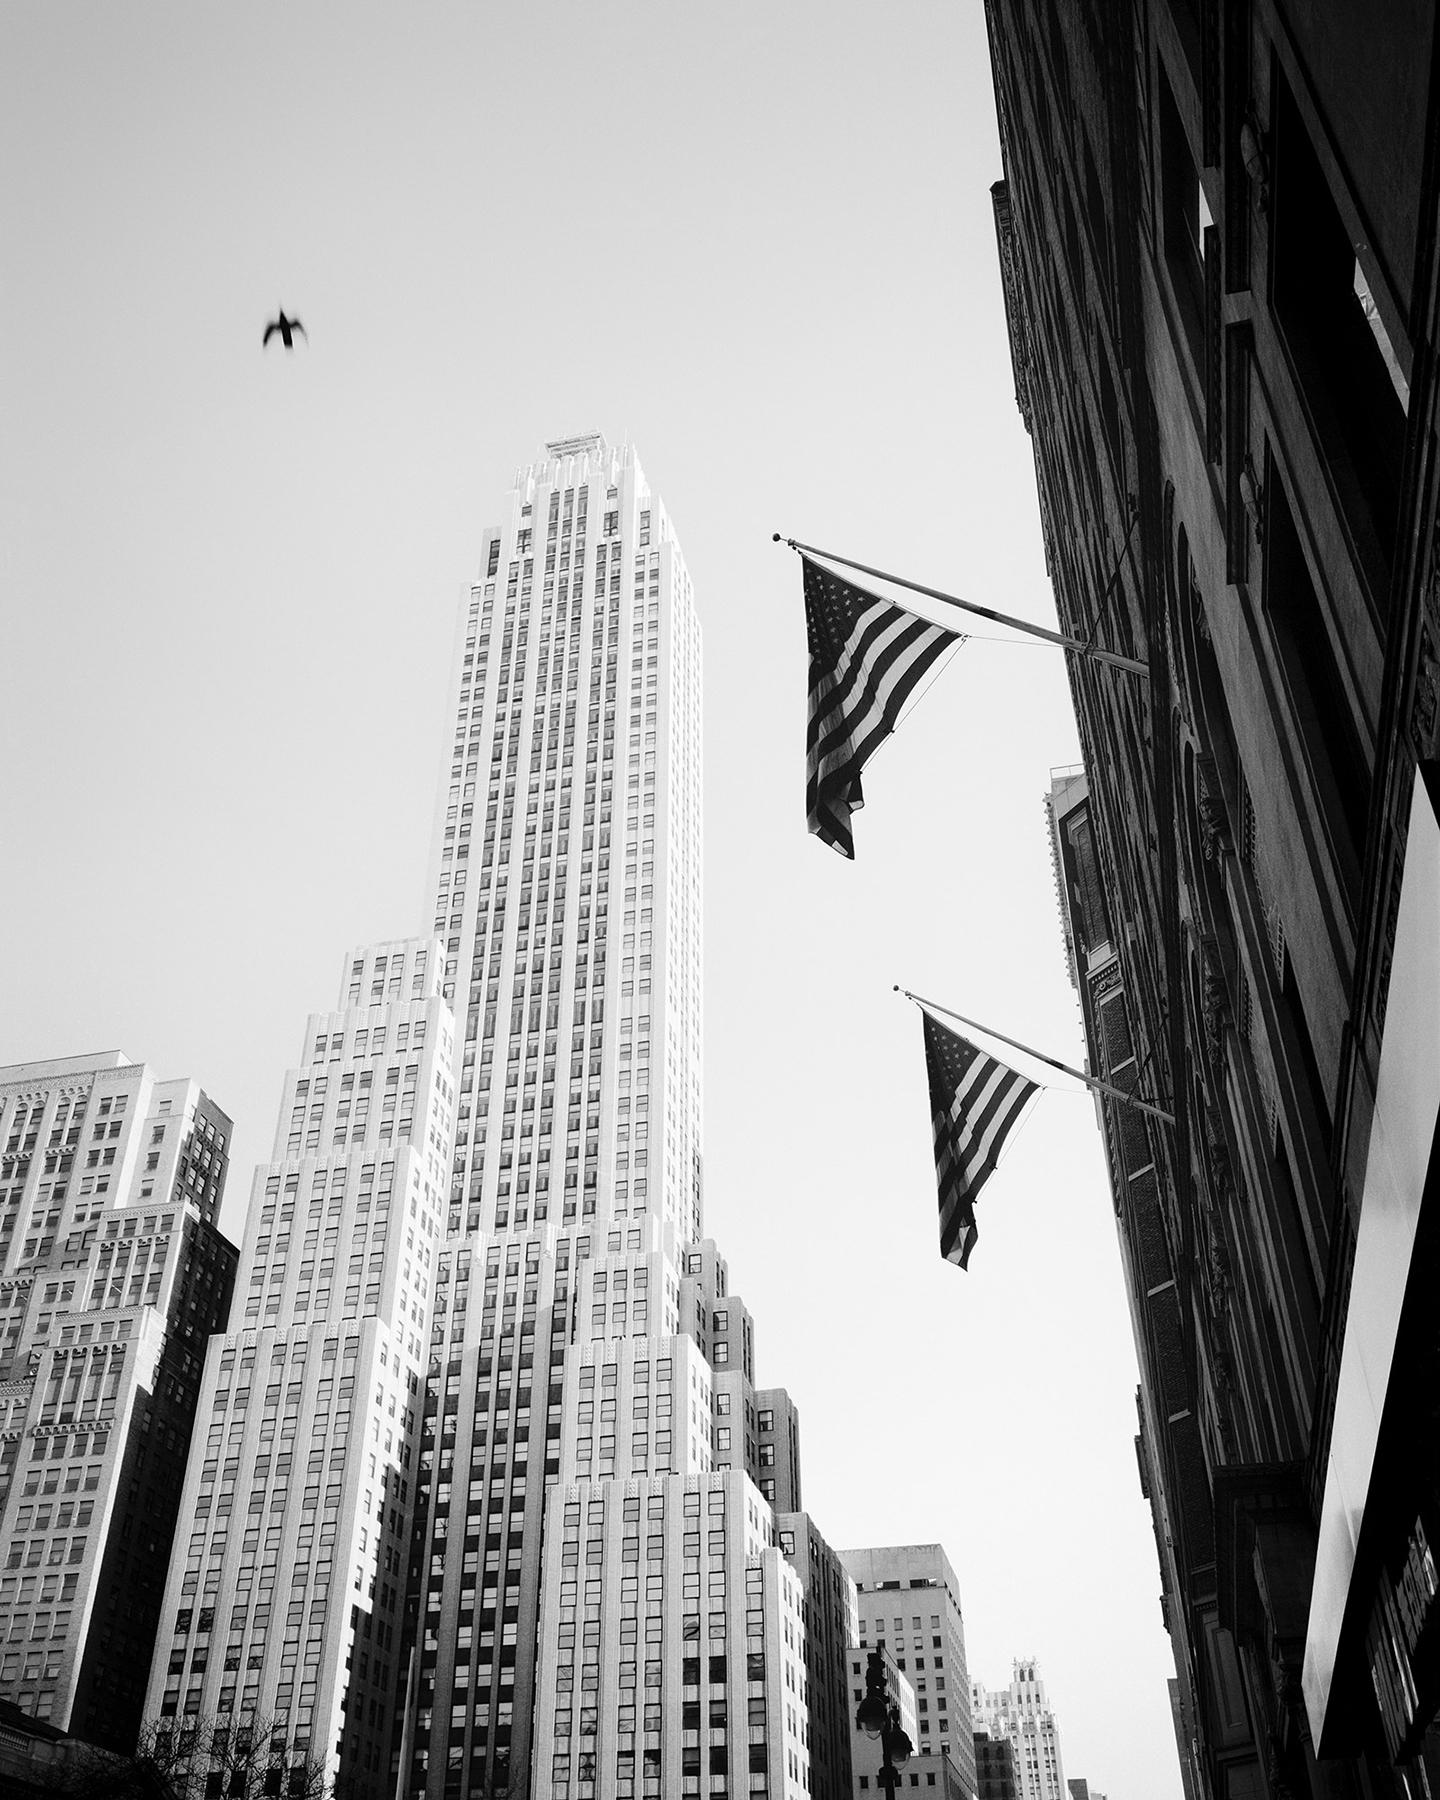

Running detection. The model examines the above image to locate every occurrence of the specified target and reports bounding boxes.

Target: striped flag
[803,557,960,858]
[922,1011,1038,1269]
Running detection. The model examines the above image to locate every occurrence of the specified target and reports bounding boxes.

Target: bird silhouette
[262,311,307,350]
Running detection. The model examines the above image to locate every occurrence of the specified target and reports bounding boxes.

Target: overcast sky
[2,6,1182,1795]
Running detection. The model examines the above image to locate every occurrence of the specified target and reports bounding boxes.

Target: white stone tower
[971,1659,1069,1800]
[403,438,820,1800]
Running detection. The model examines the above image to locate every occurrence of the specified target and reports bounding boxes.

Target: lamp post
[855,1645,914,1798]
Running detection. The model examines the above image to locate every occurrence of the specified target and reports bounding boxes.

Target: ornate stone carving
[1411,617,1438,756]
[1198,936,1231,1071]
[1196,753,1232,861]
[1206,1129,1235,1207]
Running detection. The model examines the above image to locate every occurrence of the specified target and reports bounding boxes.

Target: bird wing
[292,319,307,339]
[263,320,278,345]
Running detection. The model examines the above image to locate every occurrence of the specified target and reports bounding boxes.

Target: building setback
[0,1053,236,1750]
[401,436,851,1800]
[142,940,455,1800]
[985,0,1440,1789]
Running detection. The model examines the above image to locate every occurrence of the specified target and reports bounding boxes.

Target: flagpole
[896,986,1176,1125]
[774,534,1150,677]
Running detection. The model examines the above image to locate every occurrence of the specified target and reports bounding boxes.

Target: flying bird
[262,311,307,350]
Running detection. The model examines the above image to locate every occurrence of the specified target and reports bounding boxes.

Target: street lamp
[856,1645,913,1798]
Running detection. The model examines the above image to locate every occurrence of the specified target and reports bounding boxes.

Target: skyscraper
[0,1053,236,1750]
[971,1661,1067,1800]
[142,939,455,1800]
[401,436,839,1800]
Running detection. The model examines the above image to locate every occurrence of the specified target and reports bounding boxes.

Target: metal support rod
[897,986,1176,1125]
[774,533,1150,676]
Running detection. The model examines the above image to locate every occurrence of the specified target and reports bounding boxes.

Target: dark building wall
[976,1728,1019,1800]
[70,1104,237,1753]
[776,1512,855,1800]
[987,0,1440,1793]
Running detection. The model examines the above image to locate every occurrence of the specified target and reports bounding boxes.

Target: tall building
[842,1543,976,1791]
[0,1053,237,1750]
[401,435,845,1800]
[971,1661,1067,1800]
[142,939,456,1800]
[985,0,1440,1790]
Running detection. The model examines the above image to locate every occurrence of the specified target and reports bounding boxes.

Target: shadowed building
[775,1513,857,1800]
[988,0,1440,1790]
[0,1054,236,1752]
[977,1729,1020,1800]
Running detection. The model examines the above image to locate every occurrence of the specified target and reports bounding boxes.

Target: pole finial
[772,532,781,542]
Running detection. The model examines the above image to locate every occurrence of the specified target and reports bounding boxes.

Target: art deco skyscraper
[142,940,455,1800]
[429,432,702,1247]
[401,437,833,1800]
[971,1661,1068,1800]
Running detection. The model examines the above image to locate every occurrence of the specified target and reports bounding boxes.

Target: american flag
[803,557,960,858]
[923,1010,1038,1269]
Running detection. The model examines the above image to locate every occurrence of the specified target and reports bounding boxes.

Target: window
[1271,66,1407,596]
[1158,61,1205,367]
[1263,447,1370,912]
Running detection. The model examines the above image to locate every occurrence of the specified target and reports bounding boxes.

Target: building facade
[845,1639,917,1799]
[141,939,455,1800]
[401,435,849,1800]
[0,1052,236,1750]
[971,1662,1067,1800]
[1047,768,1206,1800]
[976,1730,1020,1800]
[842,1543,976,1791]
[986,0,1440,1791]
[774,1512,857,1800]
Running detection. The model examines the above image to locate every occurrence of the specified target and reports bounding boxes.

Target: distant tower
[971,1660,1068,1800]
[0,1053,237,1750]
